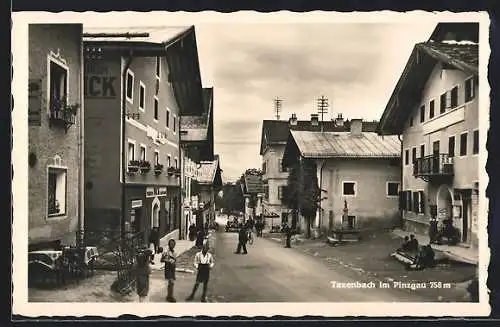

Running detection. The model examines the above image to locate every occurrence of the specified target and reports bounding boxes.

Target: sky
[20,12,438,182]
[194,23,437,181]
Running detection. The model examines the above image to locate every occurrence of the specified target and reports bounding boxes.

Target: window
[126,70,134,102]
[412,147,417,164]
[420,105,425,123]
[139,82,146,111]
[262,162,267,174]
[387,182,399,197]
[167,155,171,167]
[47,167,67,217]
[460,132,468,156]
[405,149,409,166]
[465,77,476,102]
[154,150,159,165]
[156,56,161,79]
[440,92,447,114]
[409,116,413,127]
[127,142,135,161]
[429,99,435,119]
[450,86,459,108]
[406,191,413,212]
[420,144,425,158]
[278,186,284,199]
[154,97,159,121]
[174,158,178,169]
[448,136,455,157]
[49,59,69,112]
[140,145,146,161]
[413,191,425,214]
[166,109,170,128]
[342,182,356,196]
[473,130,479,154]
[173,115,177,132]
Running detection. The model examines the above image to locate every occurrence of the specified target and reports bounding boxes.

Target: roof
[377,40,478,135]
[83,26,192,45]
[181,115,208,142]
[289,131,400,159]
[197,160,219,185]
[181,88,213,143]
[243,174,265,194]
[260,119,379,155]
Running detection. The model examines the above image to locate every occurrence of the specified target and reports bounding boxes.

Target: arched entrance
[436,184,453,223]
[151,197,160,229]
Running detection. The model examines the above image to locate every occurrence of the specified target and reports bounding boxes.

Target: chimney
[350,119,363,136]
[289,113,298,126]
[310,113,319,126]
[335,113,344,127]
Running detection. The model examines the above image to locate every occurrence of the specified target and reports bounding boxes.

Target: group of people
[188,223,210,249]
[429,218,461,245]
[135,239,215,303]
[398,234,436,271]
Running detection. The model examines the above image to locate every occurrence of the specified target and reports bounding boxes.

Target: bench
[327,230,361,245]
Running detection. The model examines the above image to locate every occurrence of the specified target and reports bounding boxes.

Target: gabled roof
[181,87,213,143]
[377,40,478,135]
[287,131,400,159]
[260,119,379,155]
[243,174,265,194]
[197,154,222,187]
[428,22,479,43]
[83,26,192,45]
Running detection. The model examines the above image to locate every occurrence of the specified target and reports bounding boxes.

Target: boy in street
[135,247,152,302]
[235,226,248,254]
[160,239,177,302]
[186,242,215,302]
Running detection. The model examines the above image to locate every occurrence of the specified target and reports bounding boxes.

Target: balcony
[49,97,78,132]
[413,154,454,182]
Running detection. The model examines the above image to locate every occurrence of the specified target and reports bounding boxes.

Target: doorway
[132,207,142,233]
[432,140,440,174]
[462,190,472,243]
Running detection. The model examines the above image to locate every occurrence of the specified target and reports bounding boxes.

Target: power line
[317,95,329,132]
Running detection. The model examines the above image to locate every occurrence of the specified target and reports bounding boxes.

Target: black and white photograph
[12,10,490,317]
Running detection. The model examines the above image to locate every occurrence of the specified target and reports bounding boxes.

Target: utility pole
[317,95,329,132]
[274,97,282,120]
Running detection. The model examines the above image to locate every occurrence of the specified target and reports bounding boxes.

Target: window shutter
[407,191,412,212]
[398,191,405,210]
[419,191,425,214]
[413,192,419,213]
[446,91,452,109]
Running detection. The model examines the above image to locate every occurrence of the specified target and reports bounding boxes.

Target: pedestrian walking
[283,223,292,248]
[160,240,177,302]
[135,247,152,302]
[195,227,205,248]
[148,227,160,264]
[235,226,248,254]
[186,242,215,302]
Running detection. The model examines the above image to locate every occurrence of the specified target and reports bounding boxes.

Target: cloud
[196,23,436,180]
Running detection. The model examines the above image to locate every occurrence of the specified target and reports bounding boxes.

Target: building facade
[28,24,84,250]
[377,23,480,249]
[83,27,204,243]
[282,120,401,237]
[260,114,379,229]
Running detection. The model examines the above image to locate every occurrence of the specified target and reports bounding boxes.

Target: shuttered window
[407,191,413,212]
[413,192,419,213]
[418,191,425,214]
[399,191,406,210]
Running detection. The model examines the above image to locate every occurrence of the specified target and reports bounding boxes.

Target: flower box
[139,160,151,173]
[167,166,176,176]
[174,168,181,177]
[154,164,164,176]
[49,96,79,132]
[128,160,141,173]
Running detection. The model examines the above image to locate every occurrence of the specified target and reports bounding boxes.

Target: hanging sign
[131,200,143,208]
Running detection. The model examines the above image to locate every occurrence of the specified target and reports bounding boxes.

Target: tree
[215,182,245,215]
[284,159,320,237]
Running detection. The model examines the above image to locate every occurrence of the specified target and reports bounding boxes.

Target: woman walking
[186,242,215,302]
[160,239,177,302]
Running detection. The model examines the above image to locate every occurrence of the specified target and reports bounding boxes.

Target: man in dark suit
[235,226,248,254]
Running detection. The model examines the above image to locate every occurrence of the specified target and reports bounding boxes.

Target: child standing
[160,240,177,302]
[186,242,215,302]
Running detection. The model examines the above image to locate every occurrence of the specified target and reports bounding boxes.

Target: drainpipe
[77,34,85,247]
[121,51,134,239]
[398,133,403,229]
